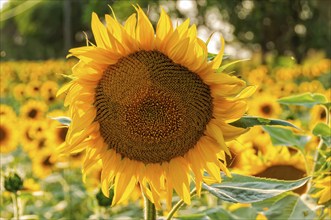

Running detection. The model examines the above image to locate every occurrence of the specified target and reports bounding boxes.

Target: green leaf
[230,116,299,129]
[278,92,327,107]
[252,192,291,212]
[204,207,237,220]
[217,59,249,73]
[177,213,209,220]
[323,102,331,110]
[262,126,310,151]
[207,53,229,61]
[312,123,331,146]
[264,194,316,220]
[50,116,71,126]
[202,173,310,203]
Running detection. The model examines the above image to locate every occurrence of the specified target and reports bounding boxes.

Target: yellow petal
[112,158,137,204]
[205,121,230,155]
[211,35,225,69]
[156,8,173,48]
[135,7,154,50]
[91,12,111,49]
[124,13,137,38]
[169,157,191,204]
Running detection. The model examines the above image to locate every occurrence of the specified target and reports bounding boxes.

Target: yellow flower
[13,83,27,101]
[237,145,308,195]
[248,94,281,119]
[22,178,41,192]
[31,149,57,179]
[309,105,330,129]
[20,120,49,154]
[25,80,43,98]
[20,100,48,121]
[312,175,331,204]
[0,118,18,153]
[40,80,59,103]
[298,80,325,94]
[0,104,17,119]
[59,7,252,209]
[272,81,298,98]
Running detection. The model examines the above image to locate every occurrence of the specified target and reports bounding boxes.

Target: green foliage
[230,116,299,129]
[202,173,310,203]
[278,92,328,107]
[313,123,331,146]
[262,126,310,151]
[1,0,330,61]
[263,194,316,220]
[96,188,114,207]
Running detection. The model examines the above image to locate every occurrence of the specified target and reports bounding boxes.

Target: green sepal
[4,172,24,193]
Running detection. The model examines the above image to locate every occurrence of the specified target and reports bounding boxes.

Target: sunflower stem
[166,188,197,220]
[144,194,156,220]
[307,105,330,190]
[12,192,20,220]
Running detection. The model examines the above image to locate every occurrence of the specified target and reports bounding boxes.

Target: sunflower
[13,83,27,101]
[41,80,59,103]
[20,120,49,154]
[47,110,69,146]
[26,80,43,98]
[0,104,17,119]
[0,118,18,153]
[59,7,253,209]
[20,100,48,121]
[237,145,308,195]
[31,148,58,179]
[309,105,330,129]
[248,94,281,119]
[272,81,298,98]
[312,175,331,204]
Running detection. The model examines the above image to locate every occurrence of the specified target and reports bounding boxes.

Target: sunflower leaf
[262,126,310,151]
[202,173,310,203]
[50,116,72,126]
[262,193,316,220]
[230,116,299,129]
[277,92,328,107]
[208,53,229,61]
[216,59,249,73]
[312,123,331,146]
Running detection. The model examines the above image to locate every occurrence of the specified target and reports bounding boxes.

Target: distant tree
[197,0,331,63]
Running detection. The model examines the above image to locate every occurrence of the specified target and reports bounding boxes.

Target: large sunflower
[59,7,253,209]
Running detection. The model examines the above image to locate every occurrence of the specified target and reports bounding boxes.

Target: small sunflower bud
[96,188,114,207]
[4,172,23,193]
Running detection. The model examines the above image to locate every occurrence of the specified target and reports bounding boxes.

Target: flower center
[0,126,7,142]
[28,109,38,119]
[261,104,272,115]
[94,50,213,163]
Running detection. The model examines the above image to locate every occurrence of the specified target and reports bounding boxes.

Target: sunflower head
[59,6,253,209]
[0,118,18,154]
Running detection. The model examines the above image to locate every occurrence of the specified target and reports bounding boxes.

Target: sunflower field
[1,1,331,220]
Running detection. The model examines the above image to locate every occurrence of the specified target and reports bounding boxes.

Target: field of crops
[1,53,330,219]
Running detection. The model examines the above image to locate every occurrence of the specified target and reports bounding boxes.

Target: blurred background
[1,0,330,63]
